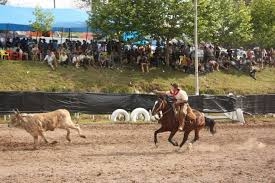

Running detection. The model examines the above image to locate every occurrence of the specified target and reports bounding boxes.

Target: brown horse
[152,95,216,148]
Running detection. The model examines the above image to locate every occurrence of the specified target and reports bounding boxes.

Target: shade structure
[0,5,90,32]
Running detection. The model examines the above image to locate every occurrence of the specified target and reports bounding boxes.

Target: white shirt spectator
[59,54,68,63]
[44,52,55,65]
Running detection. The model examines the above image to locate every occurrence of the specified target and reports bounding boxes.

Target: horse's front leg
[179,130,191,148]
[168,129,178,146]
[154,127,166,147]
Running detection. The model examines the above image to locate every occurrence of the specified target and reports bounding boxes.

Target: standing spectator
[249,62,259,80]
[270,48,275,67]
[214,45,221,61]
[247,49,254,61]
[227,48,233,61]
[140,52,149,73]
[254,47,262,64]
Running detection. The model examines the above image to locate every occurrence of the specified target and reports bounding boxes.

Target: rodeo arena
[0,2,275,183]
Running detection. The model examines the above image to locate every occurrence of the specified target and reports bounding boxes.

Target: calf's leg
[66,128,71,142]
[68,124,86,138]
[39,131,58,145]
[33,135,39,150]
[39,131,48,144]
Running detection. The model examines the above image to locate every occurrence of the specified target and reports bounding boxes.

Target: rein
[161,107,173,116]
[153,99,173,120]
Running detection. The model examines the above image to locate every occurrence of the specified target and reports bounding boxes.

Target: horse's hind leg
[192,129,200,143]
[179,130,191,148]
[168,129,178,146]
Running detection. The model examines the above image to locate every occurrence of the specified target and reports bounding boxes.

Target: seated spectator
[58,51,69,66]
[99,52,108,68]
[44,51,57,70]
[178,55,189,72]
[15,45,28,60]
[31,44,40,61]
[209,60,220,72]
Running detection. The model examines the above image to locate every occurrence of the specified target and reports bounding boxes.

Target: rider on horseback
[154,83,195,131]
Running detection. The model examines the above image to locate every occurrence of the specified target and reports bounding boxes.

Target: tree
[250,0,275,48]
[76,0,107,11]
[88,0,137,40]
[89,0,193,65]
[0,0,8,5]
[89,0,253,59]
[135,0,193,64]
[30,6,55,38]
[196,0,252,47]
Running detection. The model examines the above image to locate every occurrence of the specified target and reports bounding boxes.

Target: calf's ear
[12,109,18,114]
[16,109,20,114]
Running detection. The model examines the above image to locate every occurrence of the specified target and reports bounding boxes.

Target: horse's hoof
[187,143,193,151]
[155,143,159,148]
[80,135,86,138]
[50,141,58,145]
[174,142,179,146]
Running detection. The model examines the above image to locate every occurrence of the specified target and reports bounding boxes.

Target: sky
[7,0,78,9]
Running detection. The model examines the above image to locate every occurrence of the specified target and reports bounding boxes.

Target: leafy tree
[88,0,137,39]
[30,6,55,38]
[197,0,252,47]
[76,0,107,11]
[89,0,193,65]
[0,0,7,5]
[250,0,275,48]
[89,0,254,56]
[135,0,193,64]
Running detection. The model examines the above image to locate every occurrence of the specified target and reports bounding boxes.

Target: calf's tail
[204,117,216,135]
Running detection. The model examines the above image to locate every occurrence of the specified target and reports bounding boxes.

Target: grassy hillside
[0,60,274,95]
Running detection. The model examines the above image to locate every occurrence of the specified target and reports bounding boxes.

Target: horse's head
[152,95,169,120]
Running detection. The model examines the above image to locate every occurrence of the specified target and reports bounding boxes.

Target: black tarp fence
[239,94,275,114]
[0,92,274,114]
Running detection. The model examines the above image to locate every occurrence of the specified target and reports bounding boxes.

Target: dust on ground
[0,122,274,183]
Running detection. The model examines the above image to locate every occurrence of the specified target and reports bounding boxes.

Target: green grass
[0,60,275,95]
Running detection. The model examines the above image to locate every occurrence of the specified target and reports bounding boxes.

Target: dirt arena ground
[0,121,274,183]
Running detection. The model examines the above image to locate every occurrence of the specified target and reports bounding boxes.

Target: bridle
[152,98,173,120]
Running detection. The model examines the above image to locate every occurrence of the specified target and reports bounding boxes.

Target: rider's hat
[171,83,179,89]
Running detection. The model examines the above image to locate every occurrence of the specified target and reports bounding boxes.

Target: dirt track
[0,122,274,183]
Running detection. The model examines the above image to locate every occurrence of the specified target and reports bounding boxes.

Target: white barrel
[111,109,130,122]
[130,108,150,122]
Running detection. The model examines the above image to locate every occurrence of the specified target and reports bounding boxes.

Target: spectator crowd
[0,36,275,79]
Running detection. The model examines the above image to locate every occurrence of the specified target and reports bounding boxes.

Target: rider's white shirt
[166,89,188,101]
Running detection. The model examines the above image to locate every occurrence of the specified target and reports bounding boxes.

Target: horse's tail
[204,117,216,135]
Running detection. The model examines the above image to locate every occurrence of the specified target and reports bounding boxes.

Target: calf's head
[8,109,23,128]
